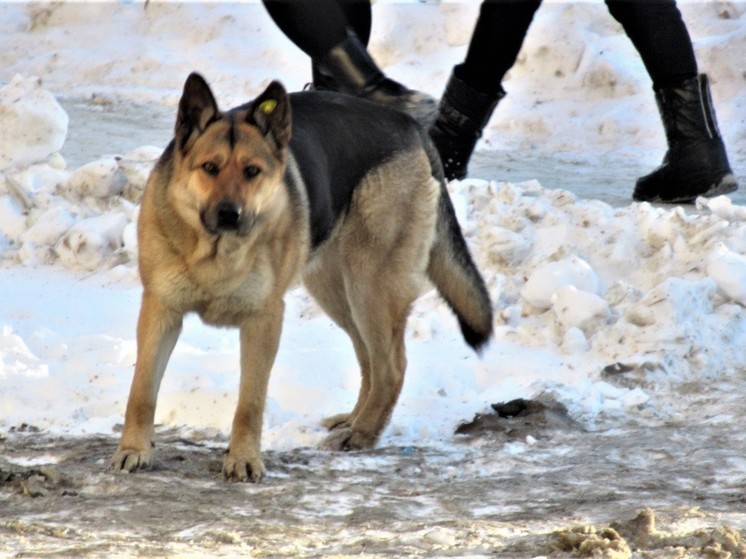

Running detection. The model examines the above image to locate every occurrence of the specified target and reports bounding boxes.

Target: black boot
[314,31,437,126]
[633,74,738,204]
[428,70,505,181]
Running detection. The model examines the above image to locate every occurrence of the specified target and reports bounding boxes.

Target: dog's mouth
[200,200,257,236]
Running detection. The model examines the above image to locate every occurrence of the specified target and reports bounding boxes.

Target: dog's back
[287,91,434,247]
[288,91,492,352]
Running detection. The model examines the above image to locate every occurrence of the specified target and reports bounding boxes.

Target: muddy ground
[2,392,745,559]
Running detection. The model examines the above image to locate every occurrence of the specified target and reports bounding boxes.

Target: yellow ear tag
[259,99,277,114]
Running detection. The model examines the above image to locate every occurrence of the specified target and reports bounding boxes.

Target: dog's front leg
[223,299,284,483]
[111,291,182,473]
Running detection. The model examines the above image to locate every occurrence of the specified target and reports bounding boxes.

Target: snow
[0,75,68,170]
[0,1,744,453]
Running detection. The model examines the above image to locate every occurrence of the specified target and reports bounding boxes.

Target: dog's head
[169,73,292,236]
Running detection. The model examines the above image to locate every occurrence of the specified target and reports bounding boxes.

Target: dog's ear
[175,72,220,154]
[248,81,291,151]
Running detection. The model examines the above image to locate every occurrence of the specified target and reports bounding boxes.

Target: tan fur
[112,107,307,482]
[111,76,491,482]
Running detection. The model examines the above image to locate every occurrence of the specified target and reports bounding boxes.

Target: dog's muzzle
[201,200,255,235]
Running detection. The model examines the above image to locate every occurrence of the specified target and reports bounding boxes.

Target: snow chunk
[483,226,532,266]
[697,195,746,222]
[6,162,70,209]
[706,242,746,305]
[19,204,77,264]
[0,75,68,171]
[0,191,27,243]
[21,205,76,247]
[63,147,159,202]
[552,285,610,333]
[561,327,590,354]
[0,325,48,379]
[625,277,716,328]
[521,255,600,310]
[64,157,126,199]
[119,145,161,203]
[55,214,128,271]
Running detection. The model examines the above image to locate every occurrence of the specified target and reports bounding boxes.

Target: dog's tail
[426,173,493,352]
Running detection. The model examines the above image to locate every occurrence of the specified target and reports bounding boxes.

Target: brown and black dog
[110,73,492,482]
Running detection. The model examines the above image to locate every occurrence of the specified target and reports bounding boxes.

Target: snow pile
[0,123,161,271]
[445,180,746,424]
[0,1,744,447]
[0,75,67,171]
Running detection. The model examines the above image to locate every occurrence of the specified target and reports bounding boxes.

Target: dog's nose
[215,200,242,231]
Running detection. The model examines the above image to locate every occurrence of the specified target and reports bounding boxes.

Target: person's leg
[458,0,542,96]
[338,0,372,46]
[430,0,541,180]
[606,0,737,202]
[263,0,436,123]
[311,0,372,89]
[262,0,349,60]
[606,0,696,89]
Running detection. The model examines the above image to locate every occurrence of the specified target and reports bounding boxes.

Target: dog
[110,73,493,482]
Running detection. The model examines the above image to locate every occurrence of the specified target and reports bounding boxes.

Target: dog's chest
[152,238,277,326]
[196,291,263,326]
[188,271,274,327]
[193,257,277,326]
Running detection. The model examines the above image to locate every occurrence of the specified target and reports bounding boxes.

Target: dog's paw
[319,428,378,451]
[223,451,265,483]
[110,446,153,473]
[321,412,352,431]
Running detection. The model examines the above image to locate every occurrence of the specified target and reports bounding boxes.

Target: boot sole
[635,173,738,205]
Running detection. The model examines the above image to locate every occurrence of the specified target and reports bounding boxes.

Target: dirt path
[2,391,745,558]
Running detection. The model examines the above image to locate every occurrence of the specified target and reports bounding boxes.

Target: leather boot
[428,69,505,181]
[314,31,437,126]
[633,74,738,203]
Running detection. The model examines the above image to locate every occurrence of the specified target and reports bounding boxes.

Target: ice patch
[5,454,61,467]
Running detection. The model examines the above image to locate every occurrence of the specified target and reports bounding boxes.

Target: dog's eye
[244,165,261,180]
[202,162,220,176]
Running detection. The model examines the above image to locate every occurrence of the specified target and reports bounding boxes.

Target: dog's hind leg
[319,275,414,451]
[317,152,439,451]
[304,251,371,431]
[320,332,371,431]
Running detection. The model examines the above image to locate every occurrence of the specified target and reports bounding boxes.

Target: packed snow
[0,1,744,455]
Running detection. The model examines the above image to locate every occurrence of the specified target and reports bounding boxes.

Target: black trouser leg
[605,0,697,89]
[459,0,542,96]
[337,0,372,46]
[262,0,361,59]
[429,0,540,179]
